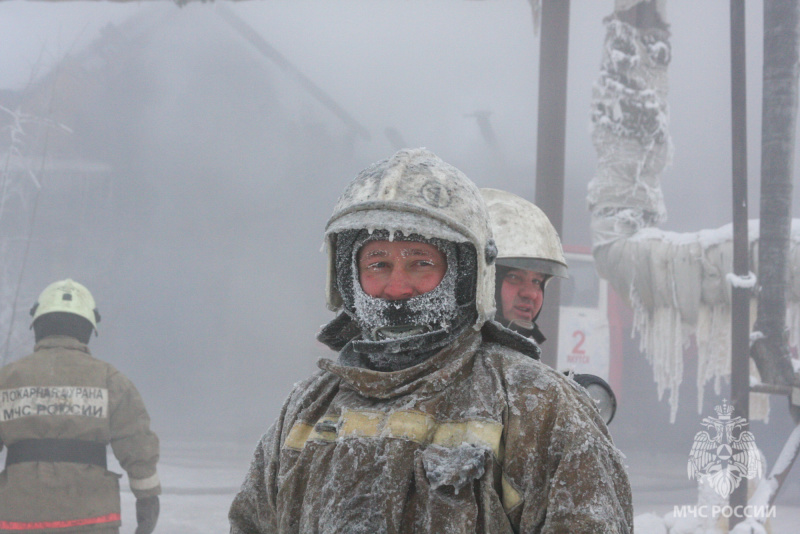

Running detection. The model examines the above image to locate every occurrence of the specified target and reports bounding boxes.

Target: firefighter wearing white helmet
[482,189,618,425]
[0,279,160,534]
[482,187,567,343]
[30,279,100,334]
[319,147,499,364]
[229,149,632,534]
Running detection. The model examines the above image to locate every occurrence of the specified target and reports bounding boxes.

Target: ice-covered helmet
[30,278,100,333]
[482,188,567,343]
[325,148,497,330]
[481,188,567,280]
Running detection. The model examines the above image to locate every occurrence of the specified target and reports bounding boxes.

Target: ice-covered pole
[587,0,800,422]
[588,0,684,420]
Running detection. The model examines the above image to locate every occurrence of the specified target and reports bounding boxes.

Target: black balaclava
[33,312,93,345]
[333,229,478,371]
[494,265,547,344]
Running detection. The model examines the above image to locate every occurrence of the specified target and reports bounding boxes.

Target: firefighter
[229,148,632,533]
[481,187,568,344]
[0,279,160,534]
[482,187,617,424]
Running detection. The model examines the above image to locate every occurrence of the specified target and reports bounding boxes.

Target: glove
[135,495,160,534]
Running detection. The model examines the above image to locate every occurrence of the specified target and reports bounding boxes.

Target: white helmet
[325,148,497,328]
[481,188,567,280]
[30,279,100,332]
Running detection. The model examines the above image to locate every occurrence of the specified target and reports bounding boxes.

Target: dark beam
[534,0,570,368]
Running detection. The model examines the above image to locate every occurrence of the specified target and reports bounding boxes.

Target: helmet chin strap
[370,324,431,341]
[508,318,534,330]
[497,315,546,344]
[347,305,475,373]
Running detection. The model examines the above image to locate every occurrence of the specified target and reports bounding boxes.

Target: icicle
[696,305,730,412]
[632,303,684,422]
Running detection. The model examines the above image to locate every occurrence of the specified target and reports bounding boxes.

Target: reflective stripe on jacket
[0,336,160,532]
[229,328,633,533]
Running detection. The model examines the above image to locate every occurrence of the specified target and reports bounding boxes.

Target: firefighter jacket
[229,326,633,533]
[0,336,161,533]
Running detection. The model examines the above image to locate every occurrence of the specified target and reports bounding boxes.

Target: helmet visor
[496,257,568,279]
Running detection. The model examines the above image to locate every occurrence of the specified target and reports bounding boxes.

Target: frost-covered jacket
[0,336,160,533]
[229,327,633,534]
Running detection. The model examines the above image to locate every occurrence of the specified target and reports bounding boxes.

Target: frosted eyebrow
[361,249,389,260]
[402,247,438,257]
[360,246,438,259]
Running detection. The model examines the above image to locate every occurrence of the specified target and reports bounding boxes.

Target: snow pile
[637,473,771,534]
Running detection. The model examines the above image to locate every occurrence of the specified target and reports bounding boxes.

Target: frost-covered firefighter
[229,148,633,533]
[481,188,568,345]
[483,188,617,425]
[0,279,160,534]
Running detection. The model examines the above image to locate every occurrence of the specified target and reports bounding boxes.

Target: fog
[1,0,799,525]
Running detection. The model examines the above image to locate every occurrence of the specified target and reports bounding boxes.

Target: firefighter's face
[357,240,447,300]
[500,268,546,324]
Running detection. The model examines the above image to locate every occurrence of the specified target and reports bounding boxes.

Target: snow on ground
[3,439,794,533]
[628,450,800,534]
[115,440,253,534]
[119,442,800,533]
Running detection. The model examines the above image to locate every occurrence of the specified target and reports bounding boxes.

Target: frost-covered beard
[352,235,459,345]
[335,230,476,371]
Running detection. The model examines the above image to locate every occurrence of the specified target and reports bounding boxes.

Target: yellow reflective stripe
[431,421,467,448]
[284,410,503,457]
[466,420,502,458]
[501,473,522,512]
[284,422,314,450]
[384,410,435,443]
[340,409,383,438]
[283,410,520,511]
[431,420,502,457]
